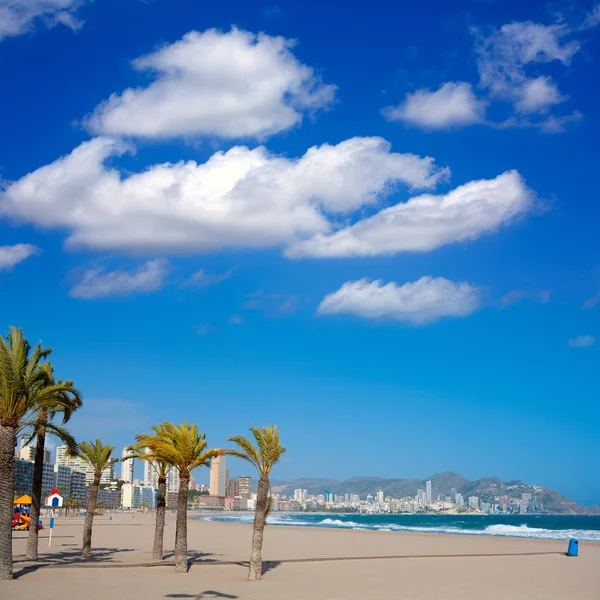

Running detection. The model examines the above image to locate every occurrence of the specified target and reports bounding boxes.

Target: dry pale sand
[1,513,598,599]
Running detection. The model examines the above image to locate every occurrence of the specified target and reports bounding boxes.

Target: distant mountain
[270,472,598,515]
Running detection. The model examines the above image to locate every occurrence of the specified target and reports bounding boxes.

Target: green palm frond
[134,421,221,477]
[0,327,82,433]
[77,439,117,474]
[227,425,286,476]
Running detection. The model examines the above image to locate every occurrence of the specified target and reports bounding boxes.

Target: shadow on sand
[12,547,137,578]
[165,593,239,599]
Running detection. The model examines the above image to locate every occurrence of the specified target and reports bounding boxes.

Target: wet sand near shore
[1,513,598,599]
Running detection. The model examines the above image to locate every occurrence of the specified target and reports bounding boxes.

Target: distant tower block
[210,455,227,497]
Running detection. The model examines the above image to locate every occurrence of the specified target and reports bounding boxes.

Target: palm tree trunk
[82,473,100,558]
[0,426,16,580]
[25,424,46,560]
[249,474,269,581]
[174,473,189,573]
[152,476,166,561]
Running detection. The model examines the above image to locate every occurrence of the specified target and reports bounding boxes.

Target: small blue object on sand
[567,539,578,557]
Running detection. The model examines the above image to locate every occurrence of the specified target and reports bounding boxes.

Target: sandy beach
[0,513,598,599]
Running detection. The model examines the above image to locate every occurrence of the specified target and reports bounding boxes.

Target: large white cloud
[0,243,38,270]
[318,276,482,324]
[383,82,486,129]
[0,136,449,253]
[0,0,86,40]
[70,259,169,299]
[85,28,336,140]
[286,170,534,258]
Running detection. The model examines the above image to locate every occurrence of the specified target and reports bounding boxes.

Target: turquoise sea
[197,513,600,541]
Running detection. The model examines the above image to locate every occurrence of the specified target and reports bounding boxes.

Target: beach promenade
[1,514,598,599]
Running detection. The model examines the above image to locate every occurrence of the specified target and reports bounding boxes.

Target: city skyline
[0,0,599,506]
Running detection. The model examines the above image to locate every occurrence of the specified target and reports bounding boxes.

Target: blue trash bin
[567,539,578,557]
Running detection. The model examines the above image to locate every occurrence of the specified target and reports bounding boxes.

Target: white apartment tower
[142,449,159,488]
[426,480,432,503]
[19,438,50,463]
[210,455,226,497]
[121,447,135,483]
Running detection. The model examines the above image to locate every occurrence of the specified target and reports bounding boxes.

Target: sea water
[197,512,600,542]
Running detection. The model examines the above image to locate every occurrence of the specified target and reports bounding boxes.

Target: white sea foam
[197,514,600,541]
[482,524,600,542]
[317,518,360,527]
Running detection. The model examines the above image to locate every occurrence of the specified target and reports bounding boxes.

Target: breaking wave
[196,513,600,541]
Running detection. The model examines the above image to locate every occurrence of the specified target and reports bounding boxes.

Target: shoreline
[191,511,600,543]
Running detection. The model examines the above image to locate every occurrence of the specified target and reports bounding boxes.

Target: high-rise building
[239,476,251,499]
[143,449,159,488]
[227,478,240,498]
[455,493,464,507]
[55,445,115,484]
[122,483,157,510]
[426,480,432,503]
[55,445,68,466]
[468,496,479,510]
[376,489,384,503]
[166,466,179,493]
[210,455,226,497]
[121,447,135,483]
[18,438,51,463]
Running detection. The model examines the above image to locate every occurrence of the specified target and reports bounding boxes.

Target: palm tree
[75,439,117,558]
[227,425,286,581]
[25,363,82,560]
[150,422,222,573]
[127,428,173,561]
[0,327,52,580]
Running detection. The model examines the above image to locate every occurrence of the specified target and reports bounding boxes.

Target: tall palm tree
[127,427,173,561]
[25,362,82,560]
[150,422,222,573]
[227,425,286,581]
[0,327,52,580]
[75,439,117,558]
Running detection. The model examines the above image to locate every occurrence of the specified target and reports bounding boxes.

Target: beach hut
[45,489,64,508]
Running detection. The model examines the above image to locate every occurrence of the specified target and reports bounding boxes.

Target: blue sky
[1,0,599,505]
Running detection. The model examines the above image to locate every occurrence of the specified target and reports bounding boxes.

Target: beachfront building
[426,480,432,503]
[142,450,159,488]
[18,438,51,464]
[167,466,179,493]
[121,483,157,509]
[210,455,227,497]
[239,476,251,499]
[14,459,86,500]
[121,447,135,483]
[55,444,115,484]
[376,489,384,503]
[469,496,480,510]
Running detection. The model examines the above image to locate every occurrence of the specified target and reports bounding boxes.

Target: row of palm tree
[0,326,286,581]
[79,423,285,579]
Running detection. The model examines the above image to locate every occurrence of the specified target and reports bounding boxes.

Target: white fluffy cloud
[85,28,336,140]
[0,136,449,254]
[70,259,169,299]
[568,335,595,348]
[385,16,596,131]
[0,0,86,40]
[475,20,579,116]
[287,170,533,258]
[0,243,38,270]
[383,82,486,129]
[318,276,482,324]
